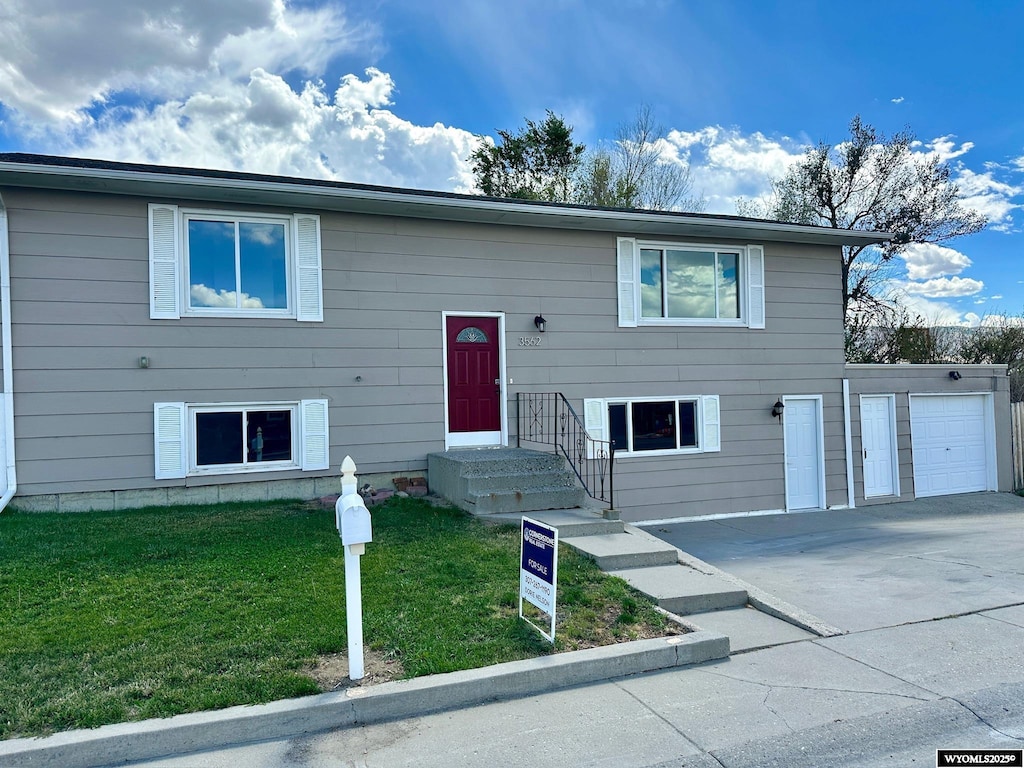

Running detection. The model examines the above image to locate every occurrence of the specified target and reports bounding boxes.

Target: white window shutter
[616,237,638,328]
[583,398,607,459]
[747,245,765,330]
[149,204,180,319]
[301,399,330,470]
[294,215,324,322]
[154,402,187,479]
[700,395,721,453]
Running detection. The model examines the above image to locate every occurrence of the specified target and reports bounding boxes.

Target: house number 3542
[519,336,542,346]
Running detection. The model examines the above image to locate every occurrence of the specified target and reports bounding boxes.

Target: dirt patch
[303,649,405,691]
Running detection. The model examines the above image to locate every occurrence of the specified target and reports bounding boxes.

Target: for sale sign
[520,517,558,643]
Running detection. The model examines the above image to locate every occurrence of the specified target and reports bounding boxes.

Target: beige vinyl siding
[845,365,1011,504]
[5,186,852,520]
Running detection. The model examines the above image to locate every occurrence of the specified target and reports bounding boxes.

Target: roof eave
[0,159,892,247]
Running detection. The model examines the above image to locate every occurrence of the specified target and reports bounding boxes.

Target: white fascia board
[0,158,892,248]
[846,363,1009,371]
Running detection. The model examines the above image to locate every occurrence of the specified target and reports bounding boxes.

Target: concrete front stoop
[428,448,588,515]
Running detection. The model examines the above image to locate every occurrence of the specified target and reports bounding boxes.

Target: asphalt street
[120,493,1024,767]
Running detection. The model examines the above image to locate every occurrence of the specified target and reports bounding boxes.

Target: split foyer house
[0,153,1010,521]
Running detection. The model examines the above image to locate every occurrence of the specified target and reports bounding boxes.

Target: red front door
[446,316,501,435]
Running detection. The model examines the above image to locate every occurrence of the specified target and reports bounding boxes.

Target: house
[0,153,1010,520]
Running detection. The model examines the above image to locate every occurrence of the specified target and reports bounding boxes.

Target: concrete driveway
[648,492,1024,633]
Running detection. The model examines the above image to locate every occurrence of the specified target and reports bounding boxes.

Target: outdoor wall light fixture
[534,315,547,333]
[949,370,962,381]
[771,399,785,421]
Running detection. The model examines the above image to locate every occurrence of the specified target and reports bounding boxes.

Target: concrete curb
[0,631,728,768]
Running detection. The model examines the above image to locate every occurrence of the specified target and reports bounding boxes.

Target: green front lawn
[0,497,672,738]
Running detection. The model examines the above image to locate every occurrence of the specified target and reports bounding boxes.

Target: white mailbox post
[336,456,373,681]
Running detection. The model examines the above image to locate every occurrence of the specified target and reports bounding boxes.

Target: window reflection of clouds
[718,253,740,319]
[239,222,287,309]
[667,250,716,318]
[640,249,663,318]
[190,284,266,309]
[188,220,235,307]
[187,218,288,310]
[639,247,742,320]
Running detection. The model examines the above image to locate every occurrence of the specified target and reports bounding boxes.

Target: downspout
[842,378,855,509]
[0,192,16,511]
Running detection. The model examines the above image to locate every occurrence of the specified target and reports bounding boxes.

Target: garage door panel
[910,394,993,498]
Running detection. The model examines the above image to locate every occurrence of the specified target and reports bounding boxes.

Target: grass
[0,497,673,739]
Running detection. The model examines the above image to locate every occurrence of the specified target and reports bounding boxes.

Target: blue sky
[1,0,1021,325]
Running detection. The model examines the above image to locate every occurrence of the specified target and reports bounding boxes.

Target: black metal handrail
[516,392,615,509]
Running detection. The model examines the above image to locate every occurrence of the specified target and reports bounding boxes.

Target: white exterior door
[784,396,824,510]
[910,394,993,497]
[861,395,897,498]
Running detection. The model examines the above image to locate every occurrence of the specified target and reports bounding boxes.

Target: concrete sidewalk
[123,606,1024,767]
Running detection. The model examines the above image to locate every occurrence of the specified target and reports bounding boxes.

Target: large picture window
[186,217,290,312]
[616,238,765,329]
[148,204,323,322]
[584,395,721,458]
[640,248,739,320]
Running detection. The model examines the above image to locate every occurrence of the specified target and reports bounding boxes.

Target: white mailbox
[336,456,373,554]
[339,493,372,549]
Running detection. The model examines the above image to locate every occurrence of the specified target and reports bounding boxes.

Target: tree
[470,106,704,211]
[469,111,585,202]
[958,317,1024,402]
[768,116,986,322]
[575,105,704,212]
[845,305,962,365]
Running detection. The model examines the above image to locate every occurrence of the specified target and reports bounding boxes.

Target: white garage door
[909,394,993,497]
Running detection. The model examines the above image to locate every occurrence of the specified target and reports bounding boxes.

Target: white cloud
[66,67,478,192]
[992,294,1004,300]
[899,243,972,280]
[900,276,984,298]
[882,289,983,327]
[954,167,1023,231]
[0,0,478,192]
[0,0,375,124]
[891,96,905,104]
[663,127,806,214]
[926,135,974,162]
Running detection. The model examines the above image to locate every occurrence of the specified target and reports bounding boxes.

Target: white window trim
[617,238,765,329]
[585,394,721,458]
[153,399,330,479]
[182,210,295,319]
[149,204,323,322]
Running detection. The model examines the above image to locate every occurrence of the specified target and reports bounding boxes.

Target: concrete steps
[429,447,817,655]
[553,517,816,655]
[562,531,679,571]
[681,607,816,653]
[428,449,587,515]
[478,508,624,538]
[607,565,748,615]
